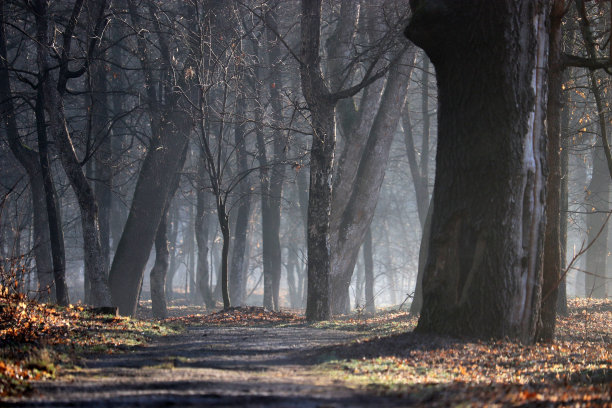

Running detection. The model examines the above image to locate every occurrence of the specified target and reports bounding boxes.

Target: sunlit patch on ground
[0,290,181,397]
[321,298,611,406]
[2,292,610,405]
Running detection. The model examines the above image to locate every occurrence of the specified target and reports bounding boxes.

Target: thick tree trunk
[407,0,549,343]
[304,103,335,321]
[109,130,190,315]
[537,0,564,343]
[363,226,375,314]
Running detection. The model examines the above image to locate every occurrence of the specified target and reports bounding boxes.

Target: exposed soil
[3,325,407,407]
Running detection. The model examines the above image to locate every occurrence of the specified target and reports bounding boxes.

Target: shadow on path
[4,326,408,407]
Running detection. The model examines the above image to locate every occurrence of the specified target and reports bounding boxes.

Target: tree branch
[561,53,612,70]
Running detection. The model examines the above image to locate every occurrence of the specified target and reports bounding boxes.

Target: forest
[0,0,610,406]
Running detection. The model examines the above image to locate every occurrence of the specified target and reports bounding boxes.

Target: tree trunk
[109,20,128,255]
[409,202,432,316]
[419,55,431,209]
[584,146,609,298]
[557,70,570,316]
[166,205,180,301]
[217,199,231,310]
[109,0,194,316]
[304,101,335,321]
[407,0,549,343]
[0,10,56,303]
[35,90,69,306]
[575,0,612,298]
[196,182,215,309]
[330,49,415,314]
[403,107,430,229]
[30,173,56,303]
[537,0,564,343]
[91,63,112,282]
[252,12,287,311]
[229,96,251,306]
[109,131,190,315]
[36,0,111,307]
[363,226,375,314]
[354,259,363,309]
[267,13,287,310]
[150,208,169,319]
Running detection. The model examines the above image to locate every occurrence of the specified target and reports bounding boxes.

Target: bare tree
[35,0,112,307]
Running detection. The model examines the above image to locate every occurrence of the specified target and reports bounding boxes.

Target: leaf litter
[1,291,610,406]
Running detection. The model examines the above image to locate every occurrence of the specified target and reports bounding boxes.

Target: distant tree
[108,0,195,316]
[299,0,395,321]
[0,1,60,303]
[35,0,112,307]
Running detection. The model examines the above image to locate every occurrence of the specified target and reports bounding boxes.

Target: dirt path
[5,325,405,407]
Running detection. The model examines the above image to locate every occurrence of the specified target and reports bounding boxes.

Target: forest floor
[0,295,610,407]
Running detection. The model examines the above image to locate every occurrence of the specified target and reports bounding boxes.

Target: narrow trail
[5,326,405,407]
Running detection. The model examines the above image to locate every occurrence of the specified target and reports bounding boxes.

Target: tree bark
[229,95,251,307]
[407,0,550,343]
[166,204,180,301]
[89,35,112,285]
[300,0,334,321]
[150,208,169,319]
[557,70,570,316]
[266,12,287,310]
[409,202,432,316]
[251,12,287,311]
[584,146,609,298]
[299,0,389,320]
[36,0,111,307]
[35,89,69,306]
[217,198,231,310]
[330,49,416,314]
[196,186,215,309]
[0,7,57,303]
[109,128,190,315]
[537,0,564,343]
[403,106,430,229]
[363,226,375,314]
[108,0,193,316]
